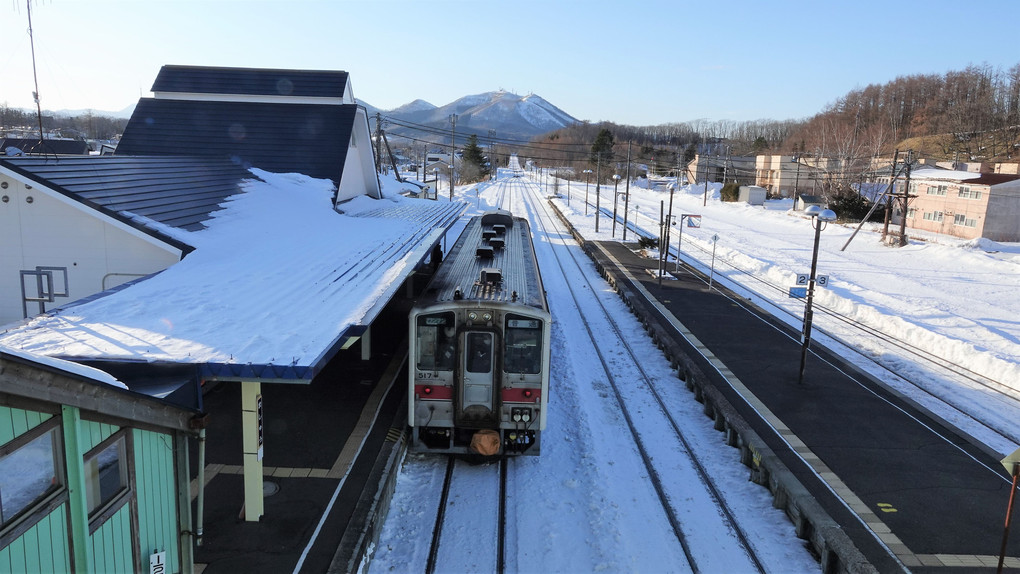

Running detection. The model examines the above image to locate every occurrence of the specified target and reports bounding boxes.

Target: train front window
[466,332,493,373]
[504,314,543,374]
[416,312,456,371]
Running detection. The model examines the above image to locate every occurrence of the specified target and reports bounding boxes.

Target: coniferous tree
[459,134,489,182]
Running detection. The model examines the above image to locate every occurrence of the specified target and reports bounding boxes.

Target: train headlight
[482,312,492,322]
[468,311,477,321]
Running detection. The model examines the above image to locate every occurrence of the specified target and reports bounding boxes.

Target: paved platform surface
[592,239,1020,573]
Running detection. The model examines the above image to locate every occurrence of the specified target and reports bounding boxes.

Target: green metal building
[0,348,203,574]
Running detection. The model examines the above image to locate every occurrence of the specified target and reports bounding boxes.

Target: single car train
[408,210,550,456]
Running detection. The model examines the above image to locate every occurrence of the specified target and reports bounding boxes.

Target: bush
[720,182,740,202]
[830,192,877,222]
[637,236,658,249]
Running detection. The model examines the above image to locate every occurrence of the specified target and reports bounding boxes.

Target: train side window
[416,312,456,371]
[504,314,542,374]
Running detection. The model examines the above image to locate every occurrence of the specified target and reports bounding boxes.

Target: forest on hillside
[528,63,1020,182]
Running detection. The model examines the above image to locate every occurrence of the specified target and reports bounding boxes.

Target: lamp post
[798,205,837,385]
[611,174,622,237]
[583,169,593,215]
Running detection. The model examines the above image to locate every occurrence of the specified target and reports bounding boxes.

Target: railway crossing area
[586,237,1020,573]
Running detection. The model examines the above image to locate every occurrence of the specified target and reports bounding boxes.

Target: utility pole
[881,149,900,242]
[594,154,602,233]
[374,113,383,174]
[622,141,632,241]
[898,151,913,247]
[449,114,457,200]
[703,153,709,207]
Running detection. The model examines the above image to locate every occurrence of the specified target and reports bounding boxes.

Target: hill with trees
[526,62,1020,184]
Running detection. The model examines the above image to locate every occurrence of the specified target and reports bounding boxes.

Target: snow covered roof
[0,170,465,383]
[910,168,1020,185]
[0,155,251,248]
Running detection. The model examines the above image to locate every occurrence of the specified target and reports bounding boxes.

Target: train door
[460,331,496,422]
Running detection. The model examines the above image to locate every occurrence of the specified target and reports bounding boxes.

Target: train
[408,209,551,456]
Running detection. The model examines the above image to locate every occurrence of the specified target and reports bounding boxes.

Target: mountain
[48,104,136,119]
[359,90,577,142]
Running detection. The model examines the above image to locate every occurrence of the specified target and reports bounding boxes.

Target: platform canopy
[0,169,464,383]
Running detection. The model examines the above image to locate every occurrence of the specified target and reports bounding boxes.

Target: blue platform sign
[788,287,807,299]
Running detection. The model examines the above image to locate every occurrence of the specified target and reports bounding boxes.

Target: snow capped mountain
[360,90,578,141]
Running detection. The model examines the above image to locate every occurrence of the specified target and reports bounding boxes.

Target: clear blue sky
[2,0,1018,126]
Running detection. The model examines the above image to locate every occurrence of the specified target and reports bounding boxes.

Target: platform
[587,238,1020,573]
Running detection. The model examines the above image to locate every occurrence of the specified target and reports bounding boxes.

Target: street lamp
[583,169,593,215]
[611,174,622,237]
[798,205,837,385]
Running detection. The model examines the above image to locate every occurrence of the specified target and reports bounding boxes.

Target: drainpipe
[196,427,206,546]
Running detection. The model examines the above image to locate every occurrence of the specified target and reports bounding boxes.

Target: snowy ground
[368,164,1020,573]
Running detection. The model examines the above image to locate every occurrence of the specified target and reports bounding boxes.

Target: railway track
[425,457,508,574]
[513,175,770,573]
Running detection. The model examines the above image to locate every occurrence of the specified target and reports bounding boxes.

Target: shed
[796,194,826,211]
[738,185,767,205]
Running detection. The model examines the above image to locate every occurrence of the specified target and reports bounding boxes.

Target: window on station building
[504,314,543,374]
[0,419,63,531]
[416,312,456,371]
[84,432,129,522]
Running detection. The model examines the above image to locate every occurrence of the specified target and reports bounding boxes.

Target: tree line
[528,62,1020,184]
[1,104,128,141]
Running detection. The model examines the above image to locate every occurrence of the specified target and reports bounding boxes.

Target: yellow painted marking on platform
[877,503,898,513]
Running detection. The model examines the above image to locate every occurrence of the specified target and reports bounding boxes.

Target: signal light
[423,386,432,395]
[523,390,533,398]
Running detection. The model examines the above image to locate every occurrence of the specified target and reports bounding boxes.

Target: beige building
[897,169,1020,241]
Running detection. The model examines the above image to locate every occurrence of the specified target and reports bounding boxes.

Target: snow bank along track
[548,201,875,574]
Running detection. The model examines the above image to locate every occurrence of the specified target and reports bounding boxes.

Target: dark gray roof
[0,155,252,250]
[115,99,356,183]
[151,65,349,99]
[2,138,91,156]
